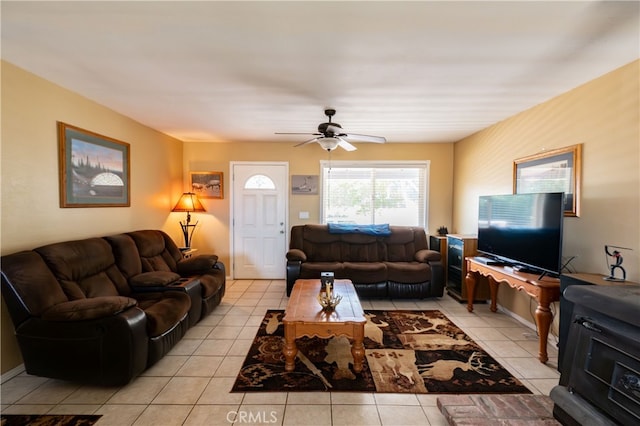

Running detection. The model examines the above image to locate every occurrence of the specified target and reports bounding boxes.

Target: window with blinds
[320,160,430,227]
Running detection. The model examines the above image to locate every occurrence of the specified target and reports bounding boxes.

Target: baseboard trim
[1,364,25,384]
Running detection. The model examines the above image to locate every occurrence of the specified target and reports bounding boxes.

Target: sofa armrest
[286,249,307,262]
[41,296,137,321]
[130,271,181,288]
[16,306,148,385]
[415,249,441,263]
[177,255,219,275]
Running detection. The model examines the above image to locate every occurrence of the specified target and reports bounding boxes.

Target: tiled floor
[1,279,560,425]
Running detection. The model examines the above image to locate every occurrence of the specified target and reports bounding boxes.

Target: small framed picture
[190,171,223,199]
[291,175,318,195]
[58,122,130,207]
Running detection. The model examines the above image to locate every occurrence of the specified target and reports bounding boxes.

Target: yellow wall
[452,60,640,331]
[182,141,455,271]
[1,62,185,373]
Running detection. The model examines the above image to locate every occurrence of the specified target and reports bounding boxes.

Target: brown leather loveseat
[1,230,225,386]
[286,224,444,298]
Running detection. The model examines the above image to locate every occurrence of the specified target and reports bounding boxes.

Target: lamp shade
[172,192,206,213]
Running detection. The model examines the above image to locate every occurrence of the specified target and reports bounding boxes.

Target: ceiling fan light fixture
[318,137,340,151]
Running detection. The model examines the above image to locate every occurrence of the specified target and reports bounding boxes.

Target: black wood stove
[551,285,640,425]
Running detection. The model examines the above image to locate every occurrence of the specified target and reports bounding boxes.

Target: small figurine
[604,245,632,282]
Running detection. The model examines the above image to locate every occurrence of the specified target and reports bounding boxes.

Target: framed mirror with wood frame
[513,144,582,217]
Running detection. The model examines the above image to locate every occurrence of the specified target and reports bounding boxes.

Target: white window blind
[320,161,429,227]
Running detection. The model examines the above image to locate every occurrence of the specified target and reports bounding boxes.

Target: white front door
[231,162,288,279]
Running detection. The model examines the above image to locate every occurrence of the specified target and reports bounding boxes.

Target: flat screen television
[477,192,564,278]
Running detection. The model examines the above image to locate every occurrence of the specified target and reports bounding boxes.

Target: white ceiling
[2,1,638,144]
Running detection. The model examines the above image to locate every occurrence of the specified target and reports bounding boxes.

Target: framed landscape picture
[190,171,224,199]
[58,122,130,207]
[513,144,582,217]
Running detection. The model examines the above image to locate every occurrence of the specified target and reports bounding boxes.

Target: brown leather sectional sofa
[1,230,225,386]
[286,224,444,298]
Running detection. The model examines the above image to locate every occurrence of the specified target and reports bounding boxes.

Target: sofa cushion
[134,292,191,337]
[385,227,428,262]
[104,233,143,279]
[341,262,388,283]
[384,261,431,283]
[0,251,69,317]
[127,230,181,272]
[42,296,137,321]
[35,238,130,299]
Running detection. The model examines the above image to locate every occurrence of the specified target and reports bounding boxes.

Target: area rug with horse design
[232,310,531,394]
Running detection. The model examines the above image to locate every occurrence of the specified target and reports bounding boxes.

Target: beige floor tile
[209,326,244,339]
[373,393,420,406]
[94,404,147,426]
[0,376,53,404]
[140,355,189,377]
[176,355,224,377]
[183,404,239,425]
[184,325,215,339]
[330,392,376,405]
[169,337,204,355]
[195,338,234,356]
[463,326,510,341]
[423,405,449,425]
[197,377,244,404]
[227,306,256,316]
[480,339,534,357]
[286,392,331,405]
[448,315,492,328]
[47,404,100,414]
[218,315,250,327]
[16,379,80,405]
[132,404,192,426]
[501,357,561,380]
[152,376,210,404]
[198,313,224,326]
[108,377,170,405]
[377,405,429,425]
[332,404,382,425]
[1,404,54,415]
[283,404,332,425]
[415,394,439,406]
[62,385,119,404]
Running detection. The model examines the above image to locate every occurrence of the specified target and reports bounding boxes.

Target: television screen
[477,192,564,276]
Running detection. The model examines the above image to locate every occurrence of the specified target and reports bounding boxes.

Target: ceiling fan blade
[294,137,319,147]
[276,132,321,136]
[337,138,357,151]
[342,133,386,143]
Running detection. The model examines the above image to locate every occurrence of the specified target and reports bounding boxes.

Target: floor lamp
[171,192,206,248]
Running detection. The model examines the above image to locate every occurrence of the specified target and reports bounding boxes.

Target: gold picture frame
[513,144,582,217]
[190,171,223,199]
[58,122,130,207]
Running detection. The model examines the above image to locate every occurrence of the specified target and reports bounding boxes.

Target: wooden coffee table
[283,279,366,373]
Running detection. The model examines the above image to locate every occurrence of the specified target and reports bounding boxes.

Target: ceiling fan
[276,108,386,151]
